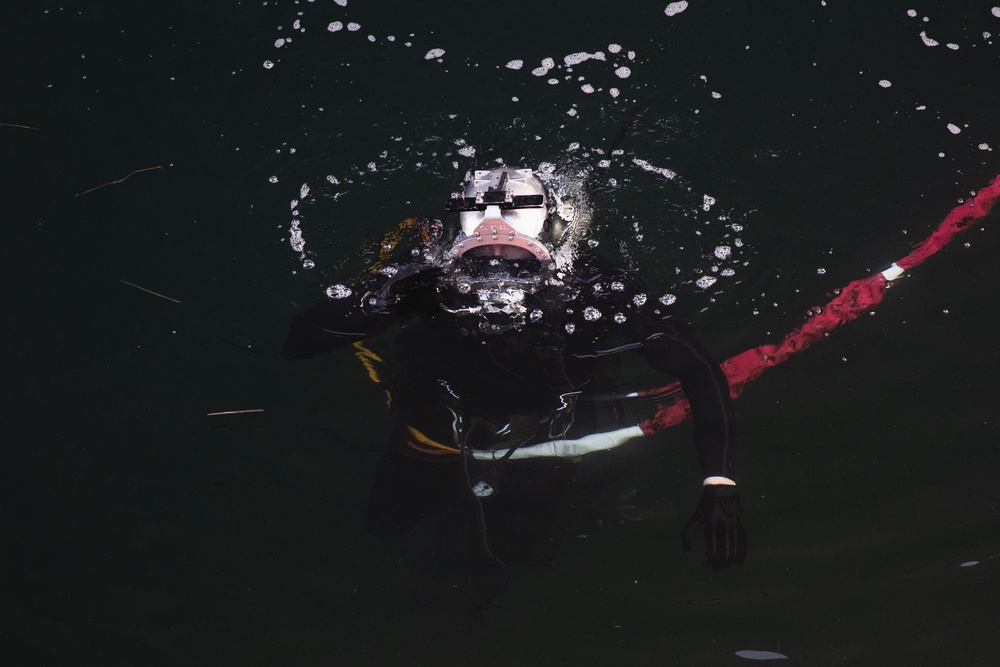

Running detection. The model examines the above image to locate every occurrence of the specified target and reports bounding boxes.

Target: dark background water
[4,1,1000,664]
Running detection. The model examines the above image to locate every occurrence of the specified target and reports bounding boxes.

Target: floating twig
[1,122,40,130]
[121,280,181,304]
[75,165,163,197]
[206,409,265,417]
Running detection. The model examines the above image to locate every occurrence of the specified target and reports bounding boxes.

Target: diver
[282,167,747,569]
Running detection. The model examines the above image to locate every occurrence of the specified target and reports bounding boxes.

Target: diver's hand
[681,484,747,570]
[378,267,446,313]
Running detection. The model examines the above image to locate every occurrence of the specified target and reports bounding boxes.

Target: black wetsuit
[283,245,736,544]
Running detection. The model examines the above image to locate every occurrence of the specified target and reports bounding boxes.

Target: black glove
[682,485,747,570]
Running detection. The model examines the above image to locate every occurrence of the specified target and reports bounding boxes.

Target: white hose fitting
[881,263,905,281]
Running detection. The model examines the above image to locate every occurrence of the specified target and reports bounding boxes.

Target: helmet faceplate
[445,168,551,261]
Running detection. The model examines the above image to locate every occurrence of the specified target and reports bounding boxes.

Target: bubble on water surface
[665,2,689,17]
[633,158,676,180]
[565,52,605,66]
[326,284,352,299]
[734,649,789,660]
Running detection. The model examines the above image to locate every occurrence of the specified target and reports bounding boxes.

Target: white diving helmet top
[445,168,552,262]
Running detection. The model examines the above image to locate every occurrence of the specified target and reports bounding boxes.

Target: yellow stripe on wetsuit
[352,341,383,384]
[406,425,460,455]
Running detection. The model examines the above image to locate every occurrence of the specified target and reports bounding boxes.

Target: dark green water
[4,1,1000,664]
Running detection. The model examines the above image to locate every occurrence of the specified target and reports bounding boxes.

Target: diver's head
[445,167,553,262]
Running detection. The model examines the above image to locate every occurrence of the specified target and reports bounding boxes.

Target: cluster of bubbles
[874,8,999,155]
[263,2,987,317]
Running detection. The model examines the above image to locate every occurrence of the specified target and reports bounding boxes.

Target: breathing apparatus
[439,167,586,330]
[445,168,554,262]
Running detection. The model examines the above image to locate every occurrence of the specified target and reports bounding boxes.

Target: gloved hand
[377,267,447,314]
[682,484,747,570]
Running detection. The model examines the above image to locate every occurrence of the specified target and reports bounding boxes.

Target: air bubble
[326,284,352,299]
[302,259,315,269]
[664,1,689,16]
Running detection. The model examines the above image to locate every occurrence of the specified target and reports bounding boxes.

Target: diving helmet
[445,168,552,261]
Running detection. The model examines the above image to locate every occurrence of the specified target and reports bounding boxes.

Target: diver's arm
[281,296,398,359]
[282,265,445,359]
[639,319,735,479]
[639,317,746,569]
